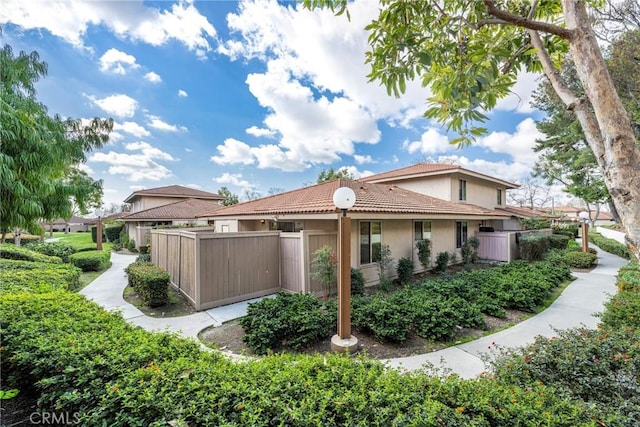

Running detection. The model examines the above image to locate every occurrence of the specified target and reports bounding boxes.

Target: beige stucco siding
[391,176,452,200]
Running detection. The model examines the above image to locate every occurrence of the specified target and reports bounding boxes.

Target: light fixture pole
[578,211,589,253]
[95,208,104,251]
[330,186,359,353]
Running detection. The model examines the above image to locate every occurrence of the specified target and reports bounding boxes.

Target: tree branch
[483,0,574,39]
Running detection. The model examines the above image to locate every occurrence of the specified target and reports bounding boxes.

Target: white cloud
[477,118,543,166]
[185,148,193,153]
[246,125,276,138]
[129,185,146,191]
[144,71,162,83]
[186,183,202,189]
[147,115,187,132]
[354,154,375,165]
[0,0,217,58]
[340,165,374,179]
[99,48,139,74]
[430,155,532,184]
[210,138,255,165]
[402,127,452,155]
[495,72,542,114]
[89,141,174,181]
[76,163,94,174]
[114,121,150,138]
[214,172,252,188]
[86,93,138,117]
[178,89,188,97]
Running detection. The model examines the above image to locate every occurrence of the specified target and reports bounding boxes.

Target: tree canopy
[316,167,355,183]
[305,0,640,258]
[0,44,112,239]
[217,187,239,206]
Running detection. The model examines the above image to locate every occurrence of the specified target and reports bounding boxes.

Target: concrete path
[81,247,626,378]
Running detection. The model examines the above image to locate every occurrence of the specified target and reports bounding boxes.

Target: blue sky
[1,0,556,208]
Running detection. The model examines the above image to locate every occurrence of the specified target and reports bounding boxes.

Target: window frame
[359,220,382,265]
[497,188,503,205]
[459,179,467,201]
[456,221,468,249]
[414,220,432,241]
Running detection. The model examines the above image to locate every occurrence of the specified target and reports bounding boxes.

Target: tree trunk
[563,0,640,259]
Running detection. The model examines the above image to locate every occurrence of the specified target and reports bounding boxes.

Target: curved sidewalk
[81,248,627,377]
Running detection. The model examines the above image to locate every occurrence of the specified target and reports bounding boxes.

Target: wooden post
[337,214,351,339]
[582,222,589,253]
[97,217,103,251]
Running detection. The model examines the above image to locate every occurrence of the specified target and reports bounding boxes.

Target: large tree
[0,44,112,243]
[217,187,239,206]
[316,167,355,183]
[306,0,640,258]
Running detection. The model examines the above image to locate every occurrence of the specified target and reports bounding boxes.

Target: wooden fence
[151,229,337,311]
[476,229,552,262]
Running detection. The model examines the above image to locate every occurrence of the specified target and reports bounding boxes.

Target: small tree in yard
[461,237,480,265]
[416,239,432,270]
[376,243,394,292]
[311,245,336,297]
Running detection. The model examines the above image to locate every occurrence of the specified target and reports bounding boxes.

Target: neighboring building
[554,205,617,226]
[496,205,561,230]
[199,166,515,285]
[44,216,93,233]
[121,185,225,248]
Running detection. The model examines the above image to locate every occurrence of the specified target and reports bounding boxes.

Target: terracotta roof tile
[123,198,225,220]
[123,185,224,203]
[200,179,509,218]
[498,206,560,219]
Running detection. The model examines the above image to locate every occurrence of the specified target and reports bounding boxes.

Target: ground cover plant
[588,231,632,259]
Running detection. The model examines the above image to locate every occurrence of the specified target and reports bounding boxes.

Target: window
[456,221,468,248]
[360,221,382,264]
[414,221,432,240]
[270,221,303,232]
[459,179,467,201]
[497,189,503,205]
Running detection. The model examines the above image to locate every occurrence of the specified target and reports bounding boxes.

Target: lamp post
[330,187,359,354]
[578,211,589,253]
[95,208,104,251]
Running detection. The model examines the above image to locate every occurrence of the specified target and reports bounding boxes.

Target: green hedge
[24,242,75,263]
[0,291,594,426]
[90,225,106,243]
[0,243,62,263]
[616,262,640,291]
[562,251,598,269]
[125,261,169,307]
[69,250,111,272]
[588,232,632,259]
[0,259,82,292]
[104,223,124,242]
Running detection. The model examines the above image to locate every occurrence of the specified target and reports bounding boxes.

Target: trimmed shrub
[0,243,62,263]
[588,232,632,259]
[562,251,597,269]
[518,233,549,261]
[521,218,551,230]
[0,259,82,292]
[90,225,106,243]
[24,242,75,263]
[396,257,414,284]
[553,225,578,238]
[239,292,334,354]
[434,251,449,273]
[350,267,365,296]
[136,253,151,263]
[415,238,431,270]
[352,294,411,342]
[549,233,570,249]
[69,250,111,272]
[461,236,479,264]
[599,290,640,331]
[617,262,640,291]
[104,223,124,242]
[566,239,581,251]
[125,261,169,307]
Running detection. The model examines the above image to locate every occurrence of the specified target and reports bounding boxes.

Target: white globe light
[578,211,589,220]
[333,187,356,210]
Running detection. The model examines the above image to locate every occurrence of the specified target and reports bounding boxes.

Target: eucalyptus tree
[0,44,112,243]
[305,0,640,258]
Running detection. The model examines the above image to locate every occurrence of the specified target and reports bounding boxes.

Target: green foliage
[0,259,81,292]
[136,253,151,263]
[217,186,239,206]
[375,243,393,281]
[461,236,479,264]
[316,166,356,183]
[562,251,597,269]
[1,234,41,245]
[566,239,581,251]
[520,218,551,230]
[104,223,124,242]
[350,267,365,296]
[125,261,169,307]
[90,225,106,244]
[69,250,111,272]
[310,245,336,296]
[434,251,449,273]
[24,242,75,263]
[395,257,414,284]
[126,238,137,252]
[588,232,632,259]
[549,233,570,249]
[616,262,640,292]
[518,233,550,261]
[553,225,579,238]
[599,290,640,332]
[0,243,62,263]
[239,292,334,355]
[352,294,411,342]
[415,238,431,270]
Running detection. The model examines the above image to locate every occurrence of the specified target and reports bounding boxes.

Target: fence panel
[306,232,337,294]
[280,234,303,293]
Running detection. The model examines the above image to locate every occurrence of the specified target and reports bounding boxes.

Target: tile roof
[498,206,561,219]
[123,198,225,220]
[123,185,224,203]
[200,179,509,218]
[359,162,519,188]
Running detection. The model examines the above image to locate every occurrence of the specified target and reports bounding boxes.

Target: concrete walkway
[81,246,627,378]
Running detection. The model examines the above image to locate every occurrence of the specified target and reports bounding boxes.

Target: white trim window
[414,221,432,241]
[459,179,467,201]
[456,221,468,248]
[360,221,382,264]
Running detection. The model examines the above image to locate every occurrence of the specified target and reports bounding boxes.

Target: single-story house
[44,216,93,233]
[496,205,561,230]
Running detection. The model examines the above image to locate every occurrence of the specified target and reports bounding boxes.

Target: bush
[548,233,570,249]
[521,218,551,230]
[139,245,149,254]
[350,267,365,296]
[616,262,640,292]
[24,242,75,263]
[434,251,449,273]
[125,261,169,307]
[310,245,336,296]
[553,224,578,238]
[415,238,431,270]
[518,233,550,261]
[461,237,479,264]
[104,223,124,242]
[0,259,81,292]
[589,232,632,259]
[2,233,41,245]
[352,294,411,342]
[136,253,151,263]
[69,250,111,272]
[90,225,106,243]
[0,243,62,263]
[239,292,334,354]
[562,251,597,269]
[396,257,414,284]
[599,290,640,331]
[566,239,581,251]
[126,238,137,252]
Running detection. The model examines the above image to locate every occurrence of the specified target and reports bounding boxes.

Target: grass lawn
[50,231,113,252]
